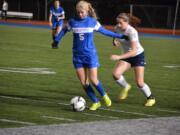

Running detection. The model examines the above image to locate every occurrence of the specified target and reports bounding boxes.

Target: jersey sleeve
[128,29,139,42]
[94,21,101,31]
[54,26,69,43]
[61,7,65,15]
[96,26,125,39]
[66,20,72,31]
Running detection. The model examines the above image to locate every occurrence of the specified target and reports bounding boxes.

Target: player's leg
[51,28,58,48]
[112,60,131,100]
[134,67,155,106]
[55,25,62,36]
[76,67,99,103]
[51,22,61,48]
[51,21,58,40]
[52,22,63,48]
[89,68,111,107]
[76,67,100,110]
[52,29,56,40]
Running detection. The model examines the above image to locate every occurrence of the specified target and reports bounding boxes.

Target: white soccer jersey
[115,25,144,56]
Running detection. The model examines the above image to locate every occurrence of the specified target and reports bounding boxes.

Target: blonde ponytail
[87,3,97,19]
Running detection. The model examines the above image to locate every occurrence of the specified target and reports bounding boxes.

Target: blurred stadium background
[0,0,179,30]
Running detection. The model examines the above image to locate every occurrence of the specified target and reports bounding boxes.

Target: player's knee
[112,72,121,80]
[136,81,144,88]
[89,78,99,86]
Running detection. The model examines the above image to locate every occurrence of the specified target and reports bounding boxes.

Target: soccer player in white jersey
[111,13,155,106]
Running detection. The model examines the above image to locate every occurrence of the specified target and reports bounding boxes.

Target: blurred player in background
[54,0,128,110]
[1,0,8,21]
[111,13,155,107]
[49,0,65,48]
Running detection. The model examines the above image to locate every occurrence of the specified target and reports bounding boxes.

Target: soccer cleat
[89,102,101,111]
[51,41,58,49]
[145,97,156,107]
[119,84,131,100]
[103,93,112,107]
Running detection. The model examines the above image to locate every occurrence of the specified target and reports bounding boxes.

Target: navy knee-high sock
[84,84,99,103]
[94,81,105,96]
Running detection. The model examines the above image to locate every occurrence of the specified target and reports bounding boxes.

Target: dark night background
[0,0,179,29]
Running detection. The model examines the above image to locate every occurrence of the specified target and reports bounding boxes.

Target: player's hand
[49,22,52,27]
[110,55,121,61]
[57,17,62,21]
[113,39,120,47]
[122,35,129,40]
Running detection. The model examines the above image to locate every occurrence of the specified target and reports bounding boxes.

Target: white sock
[139,83,151,97]
[116,76,129,88]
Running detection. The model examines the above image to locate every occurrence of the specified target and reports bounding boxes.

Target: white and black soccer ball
[70,96,86,112]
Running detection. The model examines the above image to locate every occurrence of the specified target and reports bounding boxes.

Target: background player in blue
[49,0,65,48]
[55,0,128,111]
[111,13,156,107]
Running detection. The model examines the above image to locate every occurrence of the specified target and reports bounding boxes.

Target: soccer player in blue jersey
[111,13,155,107]
[49,0,65,48]
[54,1,128,110]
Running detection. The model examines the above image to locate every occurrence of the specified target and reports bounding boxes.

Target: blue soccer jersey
[67,17,103,68]
[67,16,100,56]
[55,16,125,68]
[50,6,64,25]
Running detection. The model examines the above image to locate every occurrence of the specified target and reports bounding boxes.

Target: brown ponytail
[117,13,141,28]
[129,14,141,28]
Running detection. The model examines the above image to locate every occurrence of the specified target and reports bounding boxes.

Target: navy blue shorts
[121,52,146,67]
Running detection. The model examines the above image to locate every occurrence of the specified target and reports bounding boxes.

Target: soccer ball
[70,96,86,112]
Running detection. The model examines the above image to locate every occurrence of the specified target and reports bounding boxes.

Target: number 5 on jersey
[79,33,84,41]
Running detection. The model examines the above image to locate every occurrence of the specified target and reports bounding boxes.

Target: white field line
[48,102,157,117]
[41,115,76,122]
[0,67,56,74]
[0,95,25,100]
[157,109,180,114]
[0,95,55,104]
[83,113,119,119]
[99,108,156,117]
[0,95,160,117]
[58,102,70,106]
[2,95,178,116]
[163,65,180,69]
[0,119,35,125]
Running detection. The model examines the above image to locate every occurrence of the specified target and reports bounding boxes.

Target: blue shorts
[52,21,63,29]
[122,52,146,67]
[73,54,100,69]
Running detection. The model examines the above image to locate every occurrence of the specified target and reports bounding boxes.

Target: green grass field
[0,25,180,128]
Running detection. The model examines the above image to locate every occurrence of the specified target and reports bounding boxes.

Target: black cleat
[51,41,59,49]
